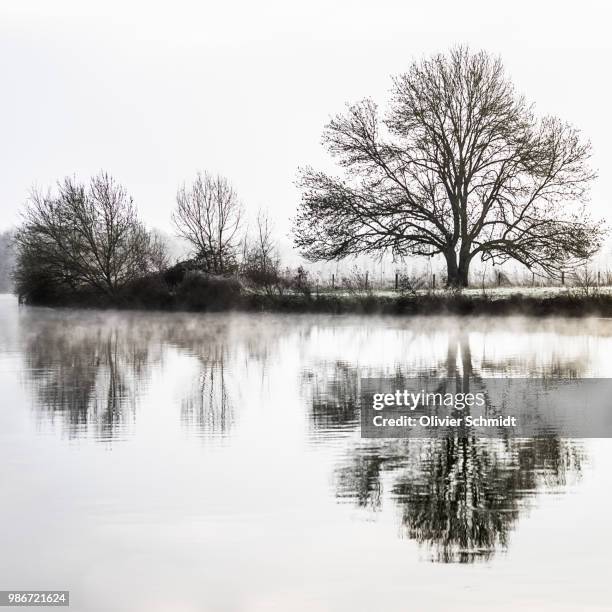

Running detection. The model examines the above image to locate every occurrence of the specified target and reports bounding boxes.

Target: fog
[1,0,611,266]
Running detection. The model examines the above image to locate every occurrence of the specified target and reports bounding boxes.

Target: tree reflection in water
[19,310,288,439]
[21,313,153,439]
[19,309,588,561]
[308,333,585,563]
[334,435,582,563]
[180,347,234,435]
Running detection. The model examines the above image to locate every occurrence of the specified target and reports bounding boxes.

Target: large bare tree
[294,47,602,286]
[172,172,243,274]
[15,172,156,299]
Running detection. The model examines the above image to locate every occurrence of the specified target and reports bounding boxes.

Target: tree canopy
[15,173,159,301]
[293,47,603,286]
[172,172,243,275]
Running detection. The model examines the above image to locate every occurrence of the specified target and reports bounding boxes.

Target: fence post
[532,272,535,287]
[331,274,335,290]
[561,271,565,285]
[365,271,369,290]
[432,274,436,289]
[598,271,601,286]
[497,271,501,286]
[395,272,399,291]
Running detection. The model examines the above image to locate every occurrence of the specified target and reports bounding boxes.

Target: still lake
[0,294,611,612]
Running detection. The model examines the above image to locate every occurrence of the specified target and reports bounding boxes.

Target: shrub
[174,271,242,310]
[340,266,370,293]
[119,274,172,309]
[241,253,282,295]
[291,266,312,297]
[397,271,427,295]
[163,259,199,287]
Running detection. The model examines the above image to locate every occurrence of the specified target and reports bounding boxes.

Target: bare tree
[241,209,281,294]
[293,47,603,287]
[0,230,15,292]
[148,229,171,273]
[172,172,243,274]
[15,172,158,299]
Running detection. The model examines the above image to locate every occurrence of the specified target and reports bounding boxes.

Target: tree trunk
[445,250,470,287]
[457,259,469,287]
[444,251,458,287]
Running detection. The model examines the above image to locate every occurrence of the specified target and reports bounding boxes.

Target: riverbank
[245,290,612,317]
[16,281,612,317]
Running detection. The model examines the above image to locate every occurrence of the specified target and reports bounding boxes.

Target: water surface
[0,295,611,611]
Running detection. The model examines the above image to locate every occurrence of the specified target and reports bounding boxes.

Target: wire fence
[300,265,612,293]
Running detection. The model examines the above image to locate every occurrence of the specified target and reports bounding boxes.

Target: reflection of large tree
[396,436,581,562]
[335,435,582,563]
[308,332,585,562]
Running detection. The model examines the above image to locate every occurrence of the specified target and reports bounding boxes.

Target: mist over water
[0,294,611,611]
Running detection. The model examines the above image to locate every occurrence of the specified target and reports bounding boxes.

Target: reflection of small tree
[309,362,360,431]
[336,447,384,510]
[181,354,234,435]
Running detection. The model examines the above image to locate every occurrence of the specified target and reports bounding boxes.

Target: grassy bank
[244,291,612,317]
[18,273,612,317]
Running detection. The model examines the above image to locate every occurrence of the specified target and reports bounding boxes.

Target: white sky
[1,0,611,262]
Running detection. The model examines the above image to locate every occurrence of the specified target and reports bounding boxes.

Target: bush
[174,271,243,310]
[13,248,70,305]
[119,274,172,309]
[163,259,199,288]
[290,266,312,297]
[340,266,370,293]
[241,255,282,295]
[397,271,428,295]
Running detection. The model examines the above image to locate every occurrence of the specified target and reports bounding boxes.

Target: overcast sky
[1,0,611,260]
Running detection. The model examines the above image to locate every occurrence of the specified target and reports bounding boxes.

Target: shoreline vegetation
[17,272,612,318]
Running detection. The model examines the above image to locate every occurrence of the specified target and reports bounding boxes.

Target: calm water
[0,294,611,611]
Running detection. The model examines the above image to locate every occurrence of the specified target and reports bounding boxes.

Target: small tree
[15,173,158,300]
[241,209,281,295]
[294,47,603,287]
[148,229,171,274]
[572,262,598,297]
[0,231,15,292]
[172,172,243,274]
[291,265,312,297]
